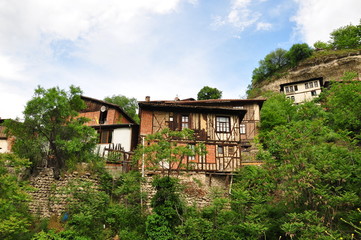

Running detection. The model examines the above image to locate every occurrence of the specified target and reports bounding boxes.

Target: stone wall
[28,168,233,218]
[142,172,231,210]
[28,168,99,218]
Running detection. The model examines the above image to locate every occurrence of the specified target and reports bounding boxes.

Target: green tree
[320,75,361,140]
[134,128,206,176]
[286,43,313,67]
[4,86,97,178]
[313,40,332,50]
[197,86,222,100]
[251,61,269,85]
[104,94,140,123]
[329,21,361,49]
[264,48,289,73]
[0,153,32,240]
[251,48,289,85]
[259,93,296,132]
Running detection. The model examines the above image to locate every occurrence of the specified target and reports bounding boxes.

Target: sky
[0,0,360,119]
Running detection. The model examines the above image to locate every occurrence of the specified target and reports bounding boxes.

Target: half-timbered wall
[146,111,242,143]
[238,103,260,142]
[139,110,243,172]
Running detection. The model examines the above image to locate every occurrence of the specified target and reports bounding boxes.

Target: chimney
[145,96,150,102]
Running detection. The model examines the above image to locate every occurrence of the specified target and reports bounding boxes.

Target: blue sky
[0,0,360,119]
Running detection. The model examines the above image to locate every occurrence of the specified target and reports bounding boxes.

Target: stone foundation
[142,172,231,209]
[28,168,232,218]
[28,168,99,218]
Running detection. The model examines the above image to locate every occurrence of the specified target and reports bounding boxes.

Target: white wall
[112,128,132,152]
[284,79,322,104]
[0,140,9,153]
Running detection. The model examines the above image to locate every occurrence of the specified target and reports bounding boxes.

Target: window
[311,90,317,96]
[228,146,235,156]
[217,145,224,154]
[309,81,314,88]
[294,85,298,91]
[285,86,289,93]
[305,83,309,89]
[240,124,246,134]
[188,144,195,160]
[291,96,295,101]
[168,115,175,129]
[216,116,230,132]
[99,110,108,124]
[314,81,319,87]
[181,115,189,129]
[289,86,294,92]
[99,130,112,144]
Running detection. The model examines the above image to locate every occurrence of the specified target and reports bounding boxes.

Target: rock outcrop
[256,51,361,93]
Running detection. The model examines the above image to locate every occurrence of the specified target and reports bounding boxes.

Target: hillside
[251,50,361,96]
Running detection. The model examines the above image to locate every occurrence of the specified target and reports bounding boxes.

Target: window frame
[216,116,231,133]
[240,124,246,134]
[99,110,108,124]
[217,145,224,155]
[181,115,190,129]
[188,144,195,161]
[99,129,113,144]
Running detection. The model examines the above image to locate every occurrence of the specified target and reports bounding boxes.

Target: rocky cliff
[255,51,361,93]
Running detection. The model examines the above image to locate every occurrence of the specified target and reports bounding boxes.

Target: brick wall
[206,144,216,163]
[78,111,100,126]
[140,110,153,135]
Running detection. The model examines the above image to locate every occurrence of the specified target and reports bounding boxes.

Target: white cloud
[256,22,272,31]
[0,55,25,81]
[292,0,361,44]
[0,0,193,118]
[211,0,273,32]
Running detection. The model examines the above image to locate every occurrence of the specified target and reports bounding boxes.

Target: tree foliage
[286,43,313,67]
[330,21,361,49]
[0,153,32,240]
[4,86,97,178]
[236,83,361,239]
[320,75,361,140]
[252,48,289,85]
[104,94,140,123]
[197,86,222,100]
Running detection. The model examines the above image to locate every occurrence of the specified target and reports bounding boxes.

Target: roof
[81,96,137,124]
[139,98,266,107]
[139,102,247,117]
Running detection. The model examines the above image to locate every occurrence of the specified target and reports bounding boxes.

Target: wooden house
[79,96,139,154]
[138,97,265,173]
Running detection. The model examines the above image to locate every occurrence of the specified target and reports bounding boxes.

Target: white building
[280,78,323,104]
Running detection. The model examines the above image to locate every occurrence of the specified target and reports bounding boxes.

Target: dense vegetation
[1,79,360,239]
[247,21,361,98]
